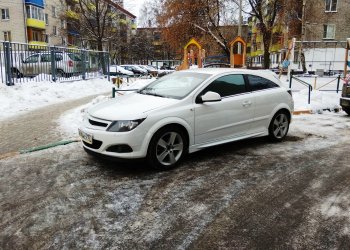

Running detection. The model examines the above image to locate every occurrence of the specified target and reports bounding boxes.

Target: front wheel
[268,111,290,142]
[147,126,188,170]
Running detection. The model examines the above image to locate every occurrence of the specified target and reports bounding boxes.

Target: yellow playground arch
[178,38,205,70]
[229,36,247,68]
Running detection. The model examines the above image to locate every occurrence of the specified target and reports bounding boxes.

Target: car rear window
[247,75,279,91]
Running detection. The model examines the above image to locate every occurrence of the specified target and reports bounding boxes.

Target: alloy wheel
[156,131,184,166]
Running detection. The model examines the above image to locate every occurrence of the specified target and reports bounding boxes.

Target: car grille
[89,119,108,128]
[83,139,102,149]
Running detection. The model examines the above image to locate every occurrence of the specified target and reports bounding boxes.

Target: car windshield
[68,53,82,61]
[138,71,211,99]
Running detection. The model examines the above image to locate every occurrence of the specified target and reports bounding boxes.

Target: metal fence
[0,41,109,86]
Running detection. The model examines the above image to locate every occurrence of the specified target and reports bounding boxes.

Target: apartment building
[247,0,350,72]
[0,0,135,51]
[0,0,27,43]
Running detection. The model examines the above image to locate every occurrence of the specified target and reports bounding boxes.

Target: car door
[194,74,255,145]
[22,54,40,76]
[40,54,51,74]
[245,74,282,133]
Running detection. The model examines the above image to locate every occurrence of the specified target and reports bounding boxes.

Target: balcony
[27,18,46,29]
[25,0,44,8]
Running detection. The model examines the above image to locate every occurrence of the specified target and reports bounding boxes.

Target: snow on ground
[0,77,116,121]
[0,72,346,138]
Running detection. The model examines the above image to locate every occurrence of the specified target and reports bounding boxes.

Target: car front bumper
[79,126,149,159]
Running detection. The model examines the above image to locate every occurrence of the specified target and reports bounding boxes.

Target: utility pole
[298,0,306,72]
[237,0,242,55]
[238,0,242,37]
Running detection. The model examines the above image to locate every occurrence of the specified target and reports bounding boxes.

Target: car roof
[181,68,282,84]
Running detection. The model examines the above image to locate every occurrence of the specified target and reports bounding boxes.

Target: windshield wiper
[139,87,165,98]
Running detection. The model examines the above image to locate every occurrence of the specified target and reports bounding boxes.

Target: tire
[147,125,188,170]
[343,107,350,115]
[56,69,66,78]
[268,111,290,142]
[11,68,22,78]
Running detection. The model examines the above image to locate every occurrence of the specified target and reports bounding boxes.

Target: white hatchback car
[79,68,294,170]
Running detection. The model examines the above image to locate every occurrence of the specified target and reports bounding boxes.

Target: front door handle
[242,101,252,107]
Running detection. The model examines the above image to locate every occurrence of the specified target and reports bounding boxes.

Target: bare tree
[157,0,241,58]
[246,0,283,68]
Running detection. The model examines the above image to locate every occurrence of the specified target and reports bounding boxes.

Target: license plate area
[79,129,93,144]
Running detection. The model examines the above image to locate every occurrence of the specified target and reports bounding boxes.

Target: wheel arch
[142,117,193,155]
[268,104,293,126]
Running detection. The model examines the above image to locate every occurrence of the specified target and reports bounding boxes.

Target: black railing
[0,41,110,86]
[289,73,313,104]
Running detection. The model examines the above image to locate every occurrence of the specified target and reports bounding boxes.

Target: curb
[0,139,79,160]
[293,110,312,115]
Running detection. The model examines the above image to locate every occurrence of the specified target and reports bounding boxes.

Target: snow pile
[0,77,114,121]
[293,89,341,113]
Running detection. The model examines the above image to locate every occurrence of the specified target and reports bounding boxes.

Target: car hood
[88,92,179,121]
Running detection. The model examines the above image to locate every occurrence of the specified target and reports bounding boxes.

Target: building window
[45,13,49,25]
[325,0,337,12]
[53,26,57,36]
[26,5,44,21]
[52,6,57,17]
[323,24,335,39]
[1,8,10,20]
[3,31,11,41]
[61,20,65,29]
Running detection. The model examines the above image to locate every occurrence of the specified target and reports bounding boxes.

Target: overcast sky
[124,0,146,20]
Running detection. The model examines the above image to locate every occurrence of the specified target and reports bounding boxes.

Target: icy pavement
[1,111,350,248]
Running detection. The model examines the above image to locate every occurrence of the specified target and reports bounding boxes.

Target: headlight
[107,118,145,132]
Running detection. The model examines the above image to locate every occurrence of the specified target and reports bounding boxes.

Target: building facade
[1,0,27,43]
[0,0,135,51]
[247,0,350,72]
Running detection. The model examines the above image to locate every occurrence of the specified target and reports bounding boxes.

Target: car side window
[25,54,39,63]
[247,75,279,91]
[55,54,63,61]
[201,74,246,98]
[41,54,51,62]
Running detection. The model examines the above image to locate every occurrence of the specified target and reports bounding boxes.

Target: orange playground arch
[229,36,247,68]
[178,38,205,70]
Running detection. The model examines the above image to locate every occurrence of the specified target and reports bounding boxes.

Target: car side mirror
[200,91,222,103]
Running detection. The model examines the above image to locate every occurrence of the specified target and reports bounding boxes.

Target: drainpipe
[22,0,28,43]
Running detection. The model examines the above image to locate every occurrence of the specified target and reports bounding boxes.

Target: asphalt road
[1,113,350,249]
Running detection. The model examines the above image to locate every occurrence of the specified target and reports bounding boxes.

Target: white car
[109,65,134,76]
[79,68,294,170]
[11,51,84,78]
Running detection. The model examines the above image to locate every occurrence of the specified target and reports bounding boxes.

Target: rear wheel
[56,69,66,78]
[147,126,188,170]
[268,111,290,142]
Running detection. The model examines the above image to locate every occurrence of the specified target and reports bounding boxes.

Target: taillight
[68,60,73,67]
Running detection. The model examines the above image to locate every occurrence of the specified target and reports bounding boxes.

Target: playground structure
[177,37,247,70]
[229,36,247,68]
[177,38,204,70]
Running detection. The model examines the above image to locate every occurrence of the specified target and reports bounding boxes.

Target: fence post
[4,41,13,86]
[289,70,293,89]
[81,49,86,80]
[308,85,311,104]
[336,74,341,93]
[50,47,56,82]
[106,52,110,82]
